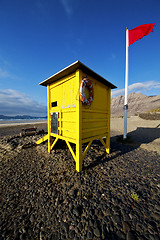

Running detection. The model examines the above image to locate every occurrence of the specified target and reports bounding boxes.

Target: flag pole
[123,27,129,140]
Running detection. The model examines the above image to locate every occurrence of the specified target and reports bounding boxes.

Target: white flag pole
[123,27,129,140]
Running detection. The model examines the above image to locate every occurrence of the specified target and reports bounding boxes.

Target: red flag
[129,23,155,46]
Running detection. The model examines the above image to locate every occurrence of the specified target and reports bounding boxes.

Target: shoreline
[0,119,47,127]
[0,120,47,137]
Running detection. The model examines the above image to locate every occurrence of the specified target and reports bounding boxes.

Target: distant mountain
[111,92,160,117]
[0,115,47,120]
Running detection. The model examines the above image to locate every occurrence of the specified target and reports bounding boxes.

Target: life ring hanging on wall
[80,78,94,105]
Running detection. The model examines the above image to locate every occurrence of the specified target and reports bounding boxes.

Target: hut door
[51,112,58,134]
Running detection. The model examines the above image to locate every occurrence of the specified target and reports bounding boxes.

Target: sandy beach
[111,116,160,154]
[0,120,47,137]
[0,120,47,127]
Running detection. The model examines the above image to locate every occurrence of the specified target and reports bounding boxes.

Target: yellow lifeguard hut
[36,61,116,172]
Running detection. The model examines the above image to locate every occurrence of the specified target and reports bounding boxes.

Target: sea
[0,118,47,125]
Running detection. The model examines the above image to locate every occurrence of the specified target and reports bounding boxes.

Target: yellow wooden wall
[81,72,111,143]
[49,73,77,142]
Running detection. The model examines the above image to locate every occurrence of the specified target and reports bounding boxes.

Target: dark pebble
[151,213,160,221]
[93,227,101,238]
[116,230,125,239]
[73,206,82,217]
[126,231,137,240]
[148,234,156,240]
[61,222,69,233]
[111,214,121,225]
[148,221,157,230]
[155,204,160,211]
[69,230,75,239]
[29,215,35,223]
[77,222,83,231]
[123,214,131,222]
[122,221,131,234]
[87,228,93,239]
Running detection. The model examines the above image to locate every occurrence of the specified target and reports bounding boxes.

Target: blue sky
[0,0,160,116]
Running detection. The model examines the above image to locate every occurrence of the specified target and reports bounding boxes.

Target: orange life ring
[80,78,94,105]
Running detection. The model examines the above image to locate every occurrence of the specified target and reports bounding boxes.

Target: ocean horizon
[0,118,47,125]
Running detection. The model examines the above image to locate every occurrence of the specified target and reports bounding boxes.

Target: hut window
[51,101,57,107]
[51,112,58,134]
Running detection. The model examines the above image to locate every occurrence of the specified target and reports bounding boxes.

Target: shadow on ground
[84,125,160,170]
[127,126,160,144]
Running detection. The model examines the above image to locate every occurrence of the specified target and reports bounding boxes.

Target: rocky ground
[0,129,160,240]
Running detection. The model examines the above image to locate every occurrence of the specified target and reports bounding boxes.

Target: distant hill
[0,115,47,120]
[111,92,160,117]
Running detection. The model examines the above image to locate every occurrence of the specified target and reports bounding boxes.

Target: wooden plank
[36,134,48,145]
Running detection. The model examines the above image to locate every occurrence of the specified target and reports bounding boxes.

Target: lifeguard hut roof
[39,60,117,89]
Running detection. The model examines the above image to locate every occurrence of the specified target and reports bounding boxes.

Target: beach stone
[69,189,77,197]
[148,234,156,240]
[116,230,125,239]
[154,235,160,240]
[61,222,69,233]
[87,227,93,239]
[20,233,27,240]
[111,215,121,225]
[73,206,82,217]
[151,213,160,221]
[155,204,160,211]
[93,227,101,238]
[69,230,75,238]
[122,214,131,222]
[136,224,143,233]
[126,231,137,240]
[101,224,107,238]
[29,215,35,223]
[122,221,131,234]
[77,222,83,231]
[148,221,157,230]
[147,227,154,235]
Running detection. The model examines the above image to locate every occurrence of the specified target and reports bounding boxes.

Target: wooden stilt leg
[48,137,51,153]
[76,141,82,172]
[47,85,51,153]
[100,137,110,154]
[106,135,110,154]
